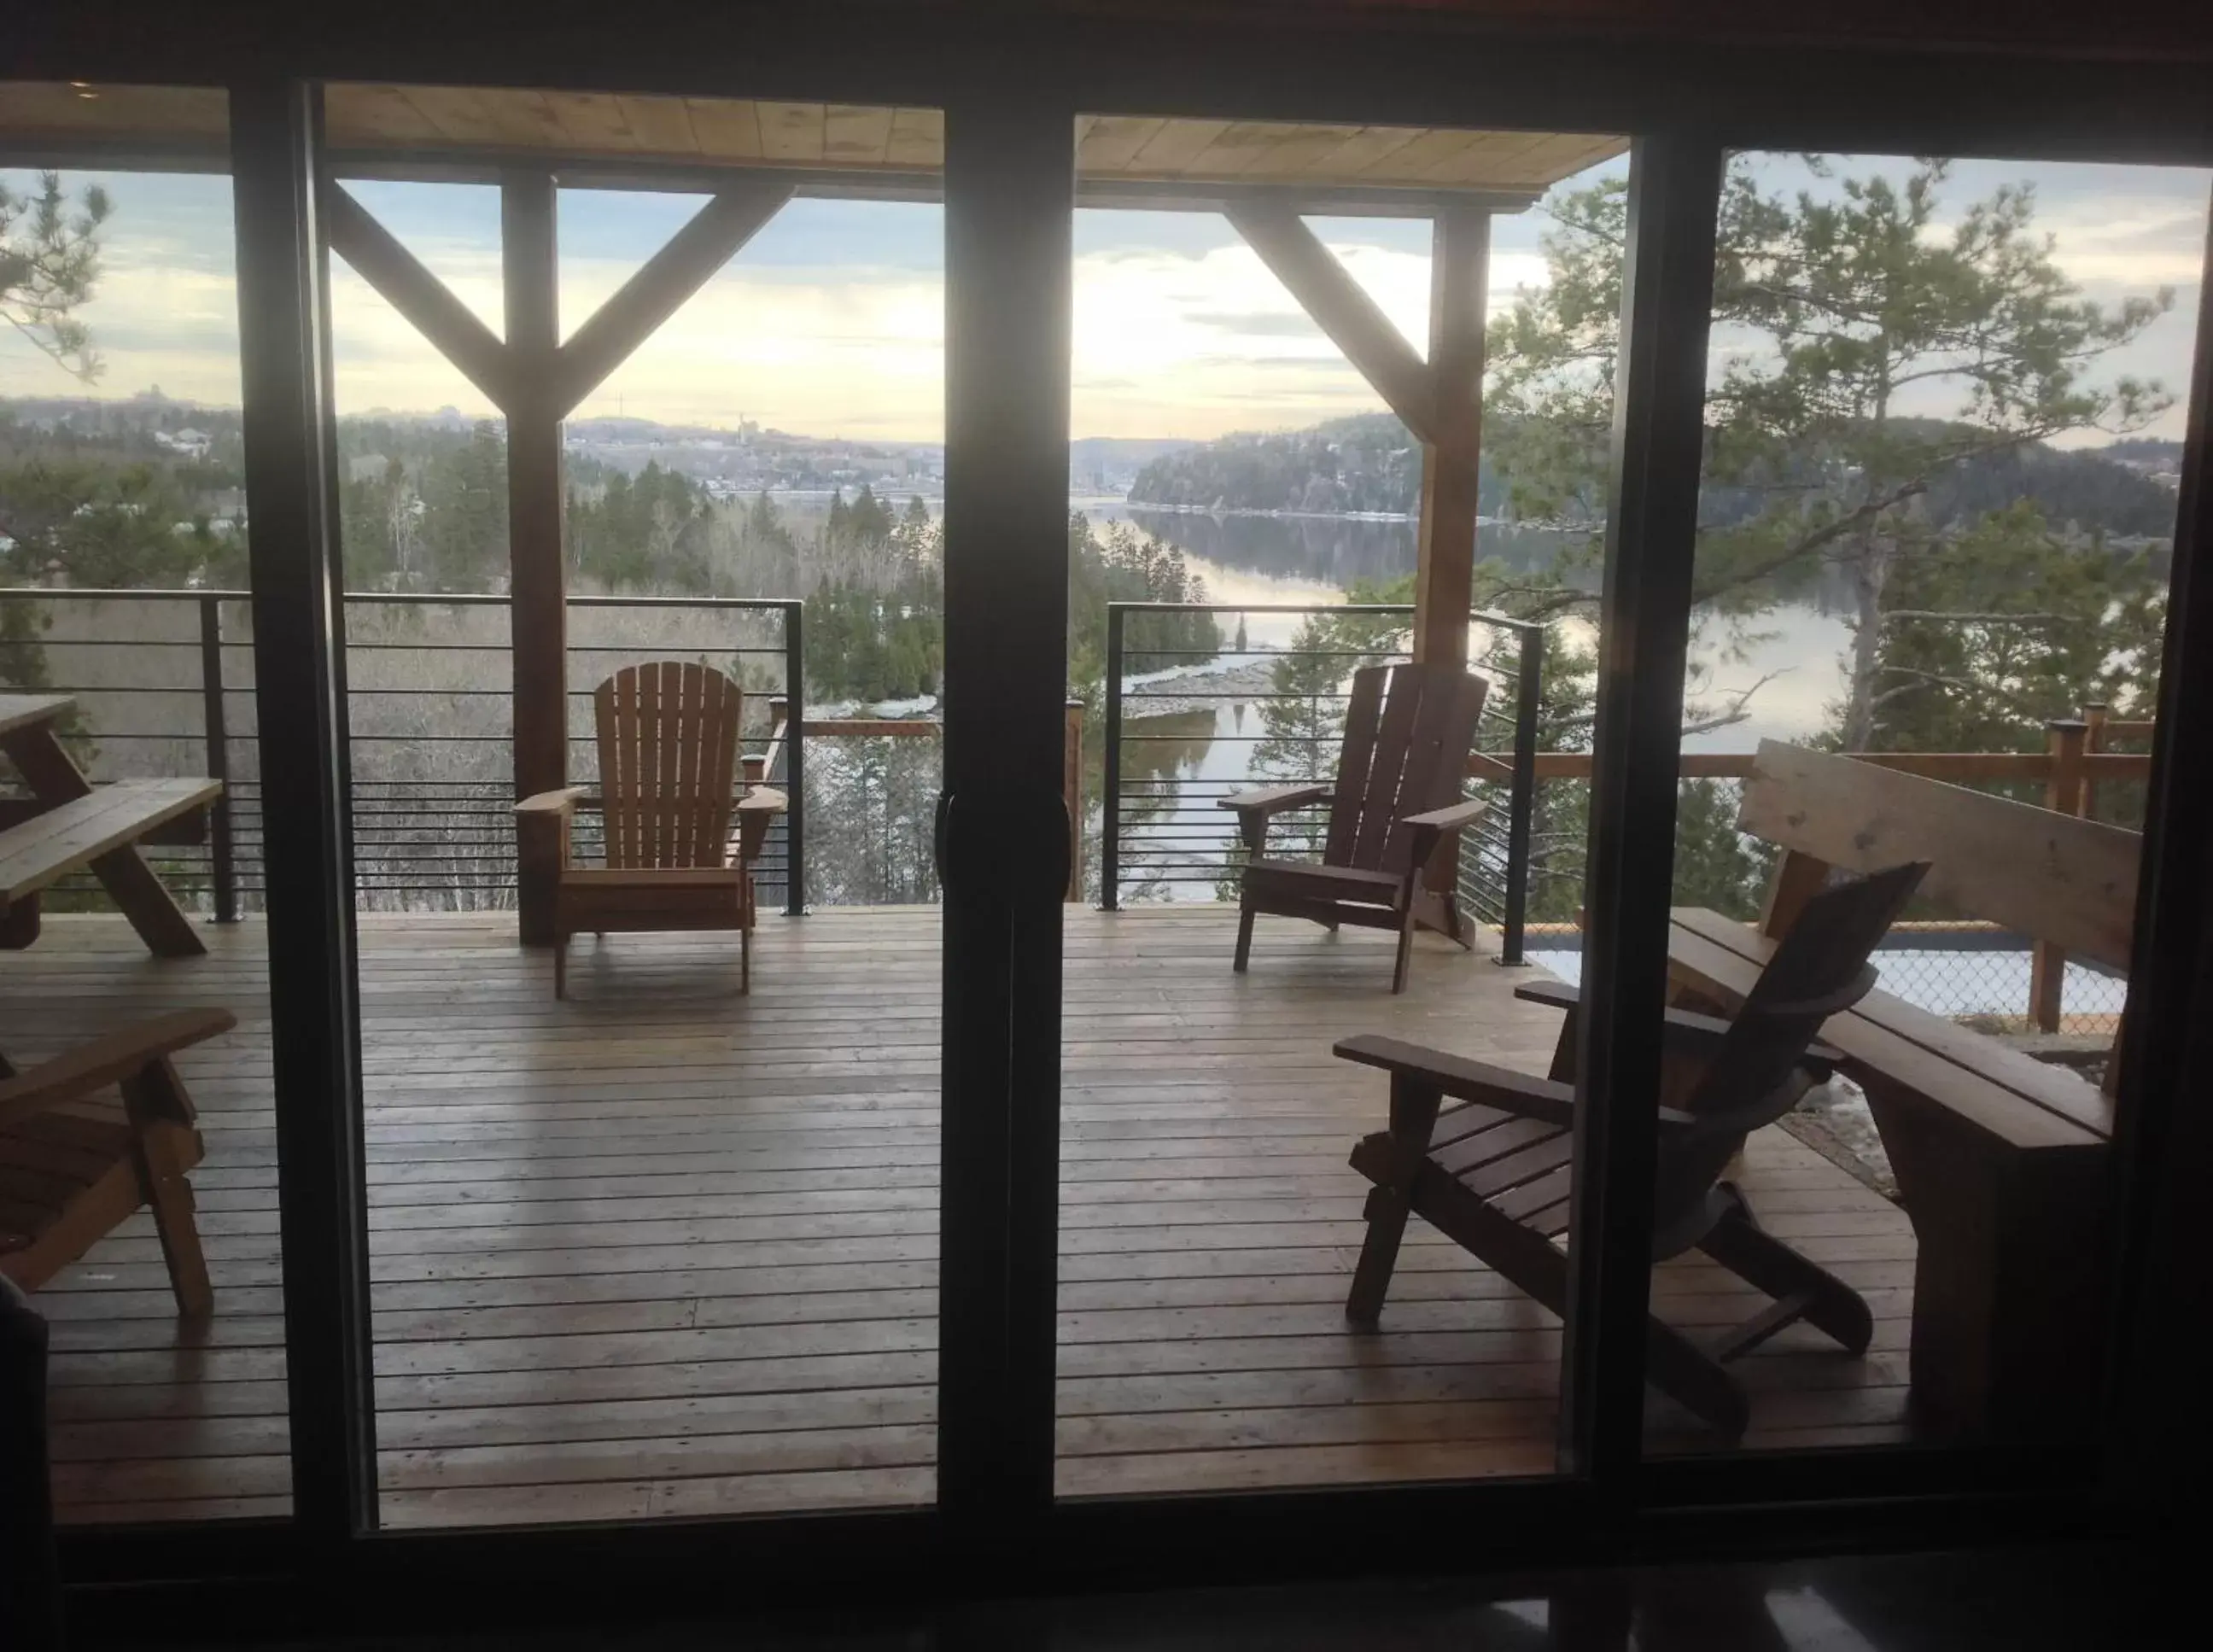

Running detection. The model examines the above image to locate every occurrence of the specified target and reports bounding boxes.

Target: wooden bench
[0,779,223,954]
[1666,739,2136,1441]
[2,693,219,958]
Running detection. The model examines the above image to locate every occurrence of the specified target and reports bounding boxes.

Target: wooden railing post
[2029,717,2090,1031]
[1064,698,1084,902]
[2080,700,2109,824]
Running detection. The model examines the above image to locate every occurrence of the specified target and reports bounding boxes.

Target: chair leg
[1233,901,1256,973]
[741,925,752,995]
[553,936,569,1001]
[1646,1314,1751,1437]
[1698,1183,1874,1355]
[1346,1184,1411,1326]
[120,1083,212,1318]
[1391,907,1418,994]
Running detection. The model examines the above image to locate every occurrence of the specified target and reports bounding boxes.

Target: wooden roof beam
[321,180,513,409]
[552,185,792,417]
[1226,202,1455,457]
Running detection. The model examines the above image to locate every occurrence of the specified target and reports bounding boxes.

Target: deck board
[1,905,1918,1527]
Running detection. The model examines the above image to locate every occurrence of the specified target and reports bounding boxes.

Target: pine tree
[2,171,111,381]
[1489,158,2173,751]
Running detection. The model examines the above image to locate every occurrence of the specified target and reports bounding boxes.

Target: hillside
[1128,410,2181,539]
[1127,412,1505,517]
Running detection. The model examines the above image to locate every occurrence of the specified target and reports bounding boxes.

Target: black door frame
[17,3,2213,1614]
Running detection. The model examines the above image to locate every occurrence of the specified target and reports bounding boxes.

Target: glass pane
[319,85,946,1526]
[1059,114,1625,1496]
[1634,151,2209,1457]
[2,88,292,1521]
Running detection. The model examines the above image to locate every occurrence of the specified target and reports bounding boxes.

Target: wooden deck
[3,906,1918,1528]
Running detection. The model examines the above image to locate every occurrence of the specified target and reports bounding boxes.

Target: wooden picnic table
[0,694,220,958]
[1657,740,2134,1442]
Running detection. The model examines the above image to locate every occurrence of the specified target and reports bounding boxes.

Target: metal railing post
[1498,620,1543,966]
[783,599,806,915]
[198,593,238,923]
[1063,697,1085,902]
[1100,604,1124,910]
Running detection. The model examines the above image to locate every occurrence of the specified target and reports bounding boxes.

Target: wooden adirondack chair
[1,1009,235,1316]
[1218,661,1490,993]
[514,661,786,999]
[1338,860,1929,1436]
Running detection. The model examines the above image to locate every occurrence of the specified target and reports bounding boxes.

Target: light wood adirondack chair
[1218,661,1490,993]
[1339,860,1929,1436]
[0,1009,235,1316]
[515,661,785,999]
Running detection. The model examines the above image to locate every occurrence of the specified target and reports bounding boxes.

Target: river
[1077,495,1856,751]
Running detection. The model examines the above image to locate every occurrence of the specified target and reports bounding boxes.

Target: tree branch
[1690,478,1930,604]
[1880,610,2075,626]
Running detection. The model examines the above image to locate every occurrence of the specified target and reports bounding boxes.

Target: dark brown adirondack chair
[1,1009,235,1316]
[515,661,785,999]
[1218,661,1490,993]
[1339,860,1929,1436]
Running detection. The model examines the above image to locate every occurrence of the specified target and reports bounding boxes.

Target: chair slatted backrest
[1652,861,1930,1251]
[1323,663,1490,875]
[594,661,743,871]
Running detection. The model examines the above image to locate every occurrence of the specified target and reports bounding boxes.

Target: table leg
[1,896,39,950]
[1,726,207,958]
[1864,1076,2107,1442]
[87,846,207,957]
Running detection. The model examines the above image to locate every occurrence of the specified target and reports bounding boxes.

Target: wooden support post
[323,182,512,406]
[2081,700,2110,823]
[503,171,568,947]
[2030,717,2089,1033]
[552,187,791,415]
[1226,205,1439,444]
[1413,204,1489,668]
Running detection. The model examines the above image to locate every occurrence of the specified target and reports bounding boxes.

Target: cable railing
[1096,600,1546,963]
[3,583,2156,1030]
[0,587,805,916]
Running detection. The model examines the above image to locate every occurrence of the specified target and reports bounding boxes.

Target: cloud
[1185,312,1323,338]
[14,161,2206,445]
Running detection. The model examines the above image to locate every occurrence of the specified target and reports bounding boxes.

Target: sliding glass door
[25,32,2200,1591]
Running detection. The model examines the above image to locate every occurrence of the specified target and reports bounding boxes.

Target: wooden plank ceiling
[2,81,1626,196]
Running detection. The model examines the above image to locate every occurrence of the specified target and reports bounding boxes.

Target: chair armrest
[0,1009,236,1129]
[1512,978,1581,1013]
[515,785,587,817]
[734,786,786,864]
[1216,784,1330,816]
[1514,978,1842,1080]
[1400,797,1488,836]
[1338,1032,1712,1139]
[1335,1033,1579,1129]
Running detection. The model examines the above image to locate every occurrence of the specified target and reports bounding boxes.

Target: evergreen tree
[2,171,111,382]
[1490,158,2172,750]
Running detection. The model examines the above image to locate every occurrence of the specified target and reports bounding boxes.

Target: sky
[3,150,2208,445]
